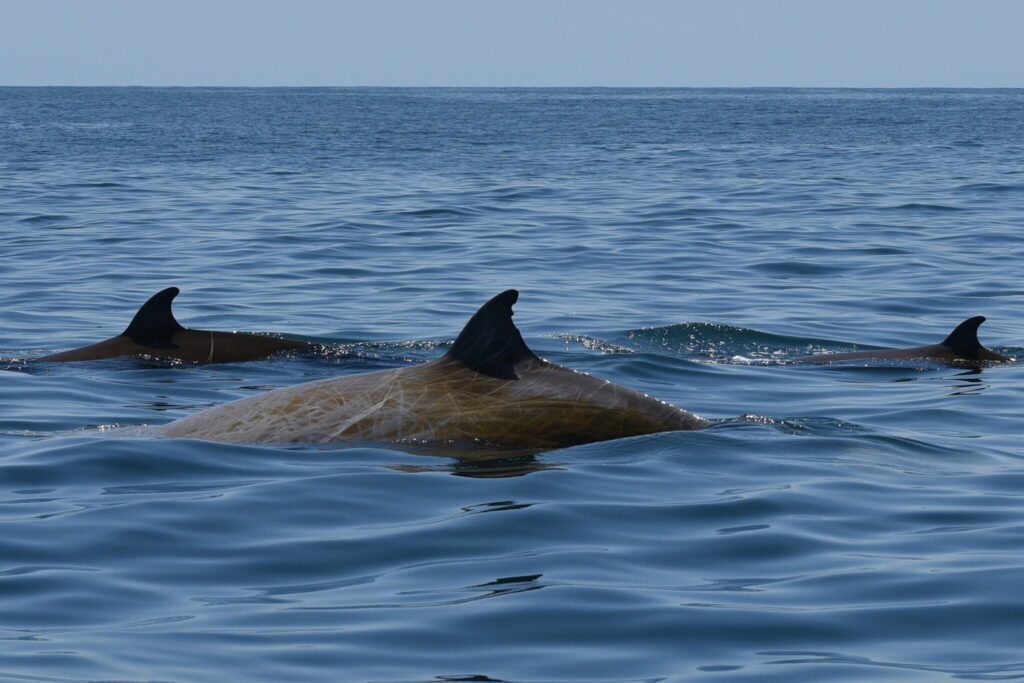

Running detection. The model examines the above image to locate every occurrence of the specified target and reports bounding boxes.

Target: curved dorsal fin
[940,316,986,359]
[444,289,537,380]
[122,287,185,348]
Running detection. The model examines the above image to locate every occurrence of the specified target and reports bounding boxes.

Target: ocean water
[2,87,1024,682]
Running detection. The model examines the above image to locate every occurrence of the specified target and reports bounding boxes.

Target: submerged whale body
[38,287,315,363]
[164,290,711,449]
[792,316,1011,364]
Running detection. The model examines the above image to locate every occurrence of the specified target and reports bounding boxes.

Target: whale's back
[164,357,708,448]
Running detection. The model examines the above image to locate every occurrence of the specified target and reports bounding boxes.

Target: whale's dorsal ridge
[445,289,537,380]
[940,316,986,359]
[121,287,186,349]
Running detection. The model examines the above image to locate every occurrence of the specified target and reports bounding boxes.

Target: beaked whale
[792,316,1011,364]
[37,287,315,363]
[164,290,711,449]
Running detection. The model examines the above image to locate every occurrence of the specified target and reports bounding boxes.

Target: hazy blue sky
[2,0,1021,87]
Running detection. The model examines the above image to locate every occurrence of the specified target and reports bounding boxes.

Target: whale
[164,290,711,449]
[37,287,316,363]
[792,316,1011,364]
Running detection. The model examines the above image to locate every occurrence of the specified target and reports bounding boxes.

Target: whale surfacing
[164,290,710,449]
[792,316,1011,364]
[37,287,315,363]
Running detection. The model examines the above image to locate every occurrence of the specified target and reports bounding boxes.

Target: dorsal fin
[121,287,185,348]
[444,289,537,380]
[940,316,986,359]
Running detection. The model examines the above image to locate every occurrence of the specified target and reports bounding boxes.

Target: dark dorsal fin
[444,289,537,380]
[121,287,185,348]
[940,316,986,359]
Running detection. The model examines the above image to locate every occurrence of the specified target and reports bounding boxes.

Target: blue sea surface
[2,88,1024,682]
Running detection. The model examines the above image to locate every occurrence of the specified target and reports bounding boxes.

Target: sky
[1,0,1022,88]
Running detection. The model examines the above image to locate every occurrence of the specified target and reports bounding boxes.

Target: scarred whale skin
[164,290,710,449]
[37,287,314,364]
[792,316,1011,364]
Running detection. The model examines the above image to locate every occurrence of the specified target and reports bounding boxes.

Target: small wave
[755,651,1024,679]
[599,323,839,362]
[954,181,1024,194]
[52,121,134,130]
[553,334,634,354]
[749,260,850,277]
[886,202,963,212]
[17,214,70,224]
[65,181,124,188]
[379,207,479,217]
[486,185,559,200]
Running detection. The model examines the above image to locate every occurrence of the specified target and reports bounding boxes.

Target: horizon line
[3,84,1024,90]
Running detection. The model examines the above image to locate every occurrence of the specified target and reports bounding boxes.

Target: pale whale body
[164,290,710,449]
[792,316,1011,364]
[38,287,315,364]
